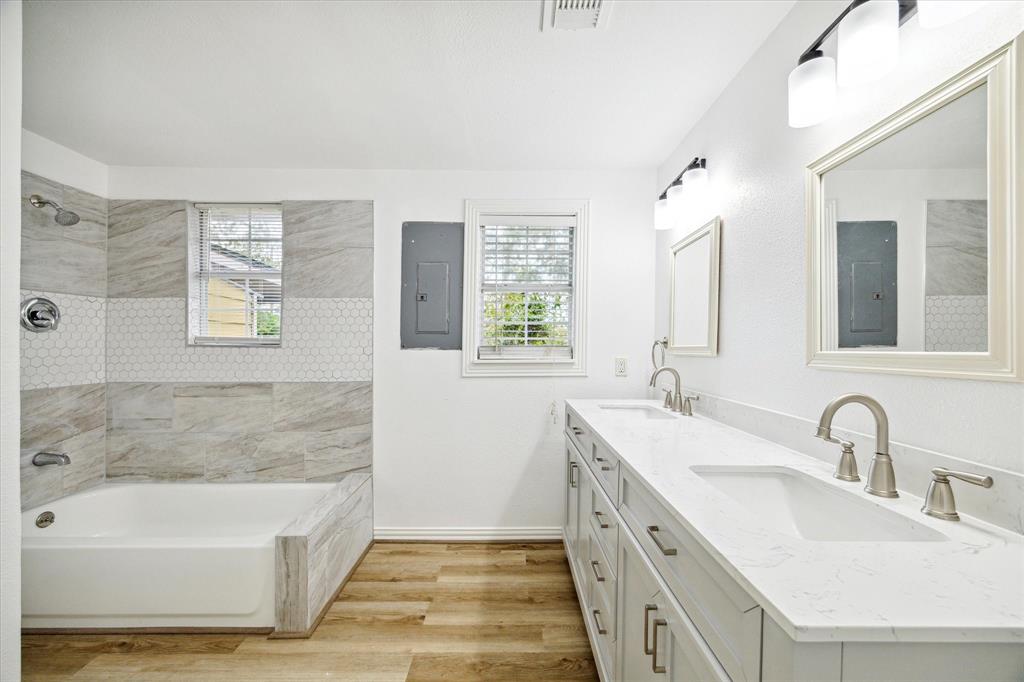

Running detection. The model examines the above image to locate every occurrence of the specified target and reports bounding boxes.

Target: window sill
[462,357,586,378]
[189,336,281,348]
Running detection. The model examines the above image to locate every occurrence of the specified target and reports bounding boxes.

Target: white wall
[0,1,22,678]
[825,168,986,350]
[99,166,655,536]
[655,2,1024,474]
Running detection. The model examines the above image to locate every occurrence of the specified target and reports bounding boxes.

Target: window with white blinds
[478,214,576,360]
[189,204,283,346]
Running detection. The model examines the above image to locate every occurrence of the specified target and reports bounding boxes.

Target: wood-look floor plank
[405,652,598,681]
[21,542,594,681]
[71,653,412,681]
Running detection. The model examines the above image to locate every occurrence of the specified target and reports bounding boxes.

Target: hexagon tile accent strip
[924,295,988,352]
[21,290,106,390]
[107,297,373,383]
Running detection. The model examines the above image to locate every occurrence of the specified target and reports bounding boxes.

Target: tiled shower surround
[19,170,374,508]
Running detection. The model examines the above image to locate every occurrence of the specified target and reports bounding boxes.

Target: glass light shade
[683,166,708,189]
[837,1,899,87]
[654,197,672,230]
[788,55,837,128]
[917,1,985,28]
[666,181,687,222]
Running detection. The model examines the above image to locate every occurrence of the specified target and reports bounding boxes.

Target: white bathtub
[22,482,334,630]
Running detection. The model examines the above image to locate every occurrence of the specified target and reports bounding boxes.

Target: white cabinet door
[619,532,668,682]
[565,440,580,552]
[619,528,731,682]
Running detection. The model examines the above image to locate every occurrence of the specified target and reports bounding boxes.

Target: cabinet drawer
[566,409,591,455]
[588,562,616,676]
[589,437,621,503]
[583,467,619,575]
[621,471,762,682]
[587,523,616,628]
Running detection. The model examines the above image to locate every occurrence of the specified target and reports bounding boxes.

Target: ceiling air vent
[542,0,612,31]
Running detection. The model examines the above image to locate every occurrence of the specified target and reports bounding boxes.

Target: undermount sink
[692,466,946,543]
[597,404,676,420]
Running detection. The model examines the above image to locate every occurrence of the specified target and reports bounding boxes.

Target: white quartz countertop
[566,399,1024,643]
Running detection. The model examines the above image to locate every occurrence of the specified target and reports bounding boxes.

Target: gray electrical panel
[401,222,464,349]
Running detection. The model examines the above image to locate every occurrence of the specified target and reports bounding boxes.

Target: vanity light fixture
[787,0,984,129]
[654,157,707,231]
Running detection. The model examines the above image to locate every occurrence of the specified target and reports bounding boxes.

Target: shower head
[29,194,81,226]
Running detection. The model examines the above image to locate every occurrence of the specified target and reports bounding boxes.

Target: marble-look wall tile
[107,382,174,431]
[304,425,372,482]
[172,383,273,433]
[106,430,206,481]
[21,289,106,390]
[926,199,987,296]
[273,382,371,432]
[276,474,372,633]
[107,200,188,298]
[283,200,374,298]
[206,433,305,482]
[20,384,107,509]
[21,171,108,297]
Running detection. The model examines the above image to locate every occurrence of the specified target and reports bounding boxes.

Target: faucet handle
[922,468,993,521]
[822,435,860,482]
[681,394,699,416]
[662,389,673,409]
[932,467,994,488]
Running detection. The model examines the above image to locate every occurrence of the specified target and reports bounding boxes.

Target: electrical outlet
[614,357,628,377]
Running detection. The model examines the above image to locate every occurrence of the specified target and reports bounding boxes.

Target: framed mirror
[806,38,1021,381]
[669,216,721,356]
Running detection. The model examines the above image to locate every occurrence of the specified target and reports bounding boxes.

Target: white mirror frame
[806,37,1022,382]
[669,216,721,357]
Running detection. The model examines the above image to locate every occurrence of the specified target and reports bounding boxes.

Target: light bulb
[917,1,985,28]
[838,1,899,87]
[654,197,672,230]
[788,54,837,127]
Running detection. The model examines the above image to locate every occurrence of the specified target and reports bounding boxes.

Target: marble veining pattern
[276,474,373,633]
[107,199,188,298]
[283,200,373,298]
[21,171,108,297]
[21,289,106,390]
[925,199,987,296]
[107,297,372,382]
[21,384,107,509]
[567,399,1024,643]
[106,381,372,482]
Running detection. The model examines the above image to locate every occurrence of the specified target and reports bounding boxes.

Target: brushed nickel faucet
[32,452,70,466]
[814,394,898,498]
[921,468,993,521]
[649,366,683,412]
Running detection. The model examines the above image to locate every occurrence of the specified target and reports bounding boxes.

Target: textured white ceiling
[23,0,794,169]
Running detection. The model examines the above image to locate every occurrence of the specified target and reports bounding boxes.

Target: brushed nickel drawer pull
[643,603,658,655]
[646,525,678,556]
[593,510,609,529]
[594,456,614,472]
[592,608,607,635]
[651,617,667,673]
[590,559,606,582]
[571,426,584,435]
[569,462,578,488]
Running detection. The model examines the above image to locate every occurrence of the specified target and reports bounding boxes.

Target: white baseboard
[373,526,563,541]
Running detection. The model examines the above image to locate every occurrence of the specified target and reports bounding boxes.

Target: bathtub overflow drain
[35,511,54,528]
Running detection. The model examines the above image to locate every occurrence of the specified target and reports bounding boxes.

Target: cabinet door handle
[651,618,667,673]
[593,510,609,529]
[594,456,613,472]
[571,426,584,435]
[591,608,607,635]
[646,525,678,556]
[569,462,578,488]
[590,559,606,582]
[643,603,658,655]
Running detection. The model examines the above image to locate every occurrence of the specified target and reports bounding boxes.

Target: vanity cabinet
[562,404,1023,682]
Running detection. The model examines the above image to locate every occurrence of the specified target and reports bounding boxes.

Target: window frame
[187,202,284,348]
[462,199,589,377]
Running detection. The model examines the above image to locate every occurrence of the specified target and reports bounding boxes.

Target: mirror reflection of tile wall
[924,199,987,352]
